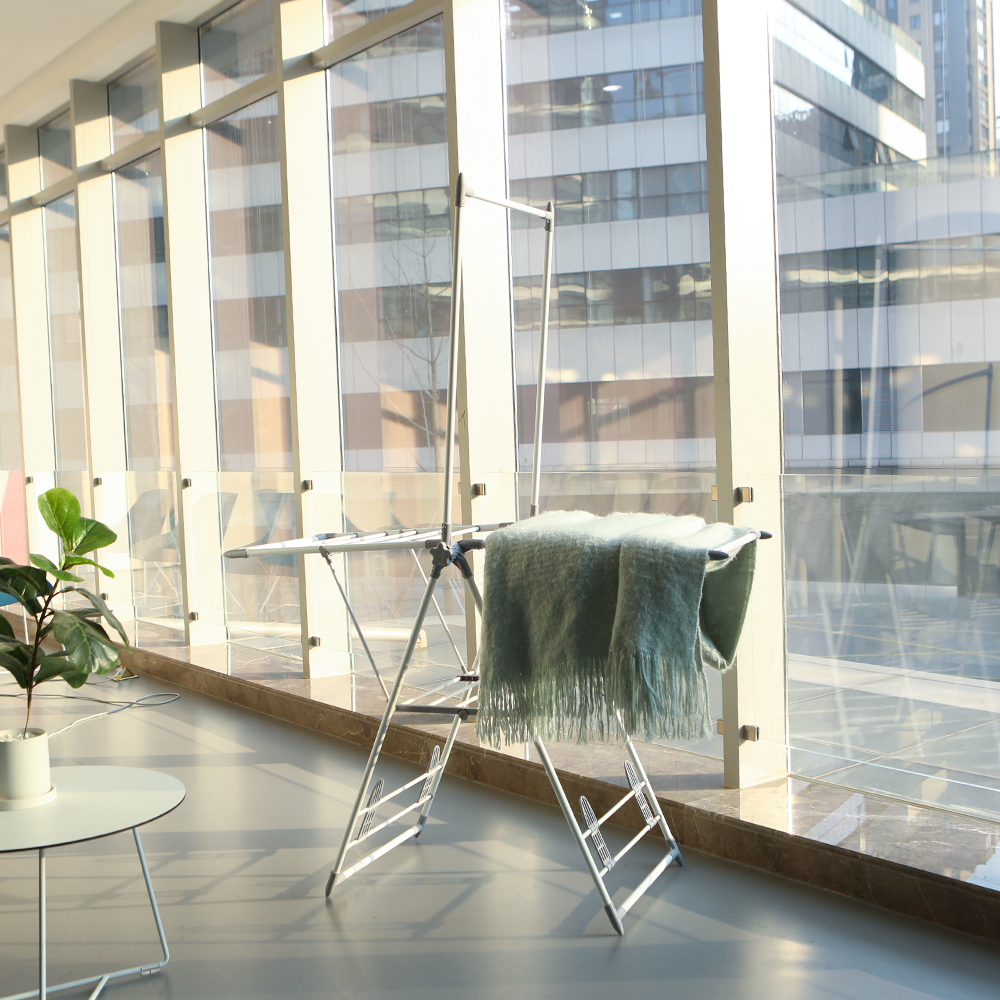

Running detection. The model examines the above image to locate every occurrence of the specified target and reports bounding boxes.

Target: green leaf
[65,556,114,578]
[67,588,130,647]
[29,552,83,583]
[71,517,117,556]
[0,614,14,640]
[0,645,33,688]
[34,653,83,686]
[0,565,48,614]
[29,552,59,574]
[28,554,82,582]
[38,488,83,549]
[56,664,90,688]
[50,610,120,675]
[67,607,101,620]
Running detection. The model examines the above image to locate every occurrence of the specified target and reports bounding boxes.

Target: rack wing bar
[707,528,772,562]
[466,186,552,221]
[224,522,514,559]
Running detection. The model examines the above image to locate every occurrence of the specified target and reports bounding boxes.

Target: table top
[0,766,185,852]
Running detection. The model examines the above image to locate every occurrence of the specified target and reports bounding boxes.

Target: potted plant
[0,488,129,809]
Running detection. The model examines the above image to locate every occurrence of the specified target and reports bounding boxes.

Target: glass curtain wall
[774,7,1000,822]
[324,0,412,42]
[0,225,26,563]
[327,18,464,688]
[42,195,89,489]
[113,152,182,622]
[38,112,72,190]
[200,0,276,106]
[109,59,161,152]
[505,0,719,755]
[204,94,299,651]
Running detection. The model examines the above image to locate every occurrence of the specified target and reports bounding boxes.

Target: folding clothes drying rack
[226,176,766,934]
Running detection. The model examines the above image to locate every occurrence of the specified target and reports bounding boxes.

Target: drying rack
[226,175,766,934]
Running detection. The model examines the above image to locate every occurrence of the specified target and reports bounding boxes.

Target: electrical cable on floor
[0,689,180,738]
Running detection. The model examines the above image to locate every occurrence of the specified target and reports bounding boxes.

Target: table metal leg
[133,828,170,967]
[38,849,45,1000]
[3,829,170,1000]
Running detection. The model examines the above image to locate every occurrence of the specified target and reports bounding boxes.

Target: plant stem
[24,579,60,738]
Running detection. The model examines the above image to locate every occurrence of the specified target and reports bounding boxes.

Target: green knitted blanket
[475,511,757,746]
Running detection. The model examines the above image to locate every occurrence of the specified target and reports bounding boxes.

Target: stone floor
[3,673,1000,1000]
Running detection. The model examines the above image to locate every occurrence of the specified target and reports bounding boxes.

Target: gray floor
[2,676,1000,1000]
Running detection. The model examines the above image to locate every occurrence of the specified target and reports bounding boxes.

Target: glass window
[325,0,421,43]
[113,152,173,472]
[205,95,288,471]
[773,1,922,128]
[0,223,26,563]
[109,58,160,152]
[327,17,465,691]
[205,93,296,637]
[38,111,72,190]
[506,1,718,756]
[42,195,87,471]
[0,148,7,211]
[113,152,182,620]
[0,225,21,472]
[775,17,1000,823]
[200,0,275,106]
[329,17,450,476]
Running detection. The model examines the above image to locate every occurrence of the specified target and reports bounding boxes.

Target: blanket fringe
[476,648,713,747]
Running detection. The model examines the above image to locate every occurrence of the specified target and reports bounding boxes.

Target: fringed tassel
[477,648,713,747]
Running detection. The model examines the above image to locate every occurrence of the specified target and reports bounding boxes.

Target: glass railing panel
[300,471,466,694]
[216,470,301,665]
[784,473,1000,822]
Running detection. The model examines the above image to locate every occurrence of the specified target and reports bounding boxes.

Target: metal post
[441,174,467,543]
[623,735,682,864]
[529,202,555,517]
[133,828,170,966]
[415,713,464,836]
[38,849,45,1000]
[326,571,441,895]
[534,740,624,935]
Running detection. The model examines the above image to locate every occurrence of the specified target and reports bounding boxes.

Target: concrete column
[703,0,787,788]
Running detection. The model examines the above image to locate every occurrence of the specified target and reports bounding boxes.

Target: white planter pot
[0,729,57,810]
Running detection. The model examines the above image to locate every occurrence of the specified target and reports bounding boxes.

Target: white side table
[0,766,186,1000]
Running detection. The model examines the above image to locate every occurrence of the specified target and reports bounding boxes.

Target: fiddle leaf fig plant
[0,488,129,734]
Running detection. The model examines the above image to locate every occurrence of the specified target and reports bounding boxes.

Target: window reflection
[205,95,290,472]
[200,0,275,106]
[114,153,173,471]
[511,163,708,228]
[38,112,72,189]
[42,195,87,472]
[109,58,160,152]
[329,18,451,475]
[113,153,181,621]
[0,225,20,472]
[509,64,704,135]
